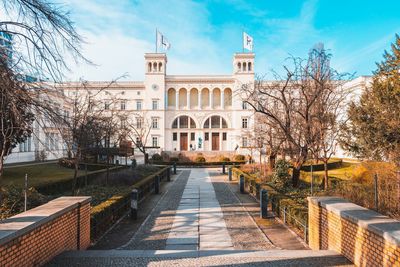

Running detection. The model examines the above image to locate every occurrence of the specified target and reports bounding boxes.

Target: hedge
[90,166,170,242]
[231,167,308,240]
[36,165,125,195]
[152,161,245,167]
[300,159,343,172]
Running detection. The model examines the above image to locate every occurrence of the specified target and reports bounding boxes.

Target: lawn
[1,162,86,188]
[300,161,360,184]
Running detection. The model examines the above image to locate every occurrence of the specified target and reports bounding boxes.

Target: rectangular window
[242,137,248,147]
[152,137,158,147]
[121,100,126,110]
[104,100,110,110]
[121,119,126,128]
[136,100,142,110]
[242,101,248,110]
[222,132,227,141]
[173,133,177,141]
[152,100,158,110]
[19,137,31,152]
[191,133,195,141]
[136,117,143,129]
[152,118,159,129]
[242,118,248,129]
[205,132,209,141]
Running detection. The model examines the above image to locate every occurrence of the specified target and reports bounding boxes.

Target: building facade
[5,52,372,164]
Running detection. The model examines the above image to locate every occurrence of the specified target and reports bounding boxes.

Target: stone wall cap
[0,196,91,246]
[308,196,400,246]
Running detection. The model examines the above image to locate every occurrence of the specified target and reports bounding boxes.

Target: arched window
[172,116,197,129]
[242,62,247,72]
[178,88,187,109]
[158,62,162,72]
[224,88,232,108]
[153,62,157,72]
[190,88,198,109]
[148,62,152,72]
[212,88,221,109]
[248,62,252,71]
[203,116,228,129]
[167,88,176,107]
[201,88,210,109]
[237,62,241,72]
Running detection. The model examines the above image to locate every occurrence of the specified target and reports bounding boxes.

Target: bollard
[173,162,177,174]
[228,166,232,181]
[167,167,171,182]
[222,163,226,174]
[260,189,268,219]
[155,175,160,194]
[130,189,138,220]
[239,174,245,194]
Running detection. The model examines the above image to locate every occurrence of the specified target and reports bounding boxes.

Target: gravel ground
[121,170,190,250]
[208,169,275,250]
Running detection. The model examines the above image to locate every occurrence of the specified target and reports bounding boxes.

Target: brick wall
[308,196,400,266]
[0,196,91,267]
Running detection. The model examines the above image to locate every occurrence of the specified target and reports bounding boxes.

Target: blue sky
[64,0,400,81]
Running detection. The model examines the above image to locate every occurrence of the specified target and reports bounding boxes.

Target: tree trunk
[0,157,4,179]
[323,160,329,189]
[269,153,277,170]
[292,166,301,187]
[72,157,79,196]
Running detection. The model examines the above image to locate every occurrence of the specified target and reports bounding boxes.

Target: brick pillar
[308,197,321,250]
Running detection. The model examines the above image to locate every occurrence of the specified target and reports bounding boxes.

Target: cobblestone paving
[120,170,190,250]
[208,169,275,250]
[47,250,353,266]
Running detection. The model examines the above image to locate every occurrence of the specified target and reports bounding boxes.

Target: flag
[156,30,171,51]
[243,32,253,51]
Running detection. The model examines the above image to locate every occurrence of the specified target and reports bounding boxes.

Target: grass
[300,161,360,184]
[1,163,87,188]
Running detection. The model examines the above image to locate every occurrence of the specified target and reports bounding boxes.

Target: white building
[5,52,372,164]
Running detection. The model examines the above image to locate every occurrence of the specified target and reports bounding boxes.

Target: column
[175,91,179,110]
[221,90,225,110]
[198,90,202,110]
[187,91,191,110]
[209,90,213,109]
[219,132,223,151]
[177,132,180,151]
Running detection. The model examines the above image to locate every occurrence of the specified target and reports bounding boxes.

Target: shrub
[151,153,163,161]
[219,156,230,162]
[272,159,291,188]
[170,157,179,162]
[351,161,396,184]
[194,156,206,163]
[131,158,137,168]
[58,158,75,169]
[233,154,246,161]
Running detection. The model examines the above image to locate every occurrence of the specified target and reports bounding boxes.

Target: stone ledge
[308,196,400,246]
[0,196,91,246]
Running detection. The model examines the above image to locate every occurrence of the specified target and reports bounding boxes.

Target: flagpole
[155,28,158,53]
[242,30,244,53]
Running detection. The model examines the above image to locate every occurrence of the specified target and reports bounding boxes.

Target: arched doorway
[172,115,197,151]
[203,115,228,151]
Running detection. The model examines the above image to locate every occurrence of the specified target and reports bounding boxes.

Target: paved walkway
[166,169,233,250]
[47,168,353,266]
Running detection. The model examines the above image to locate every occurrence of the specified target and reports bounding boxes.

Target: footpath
[47,168,353,266]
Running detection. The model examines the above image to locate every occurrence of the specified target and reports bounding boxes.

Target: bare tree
[122,112,153,164]
[242,46,350,187]
[1,0,89,80]
[0,57,34,178]
[0,0,87,178]
[51,80,122,195]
